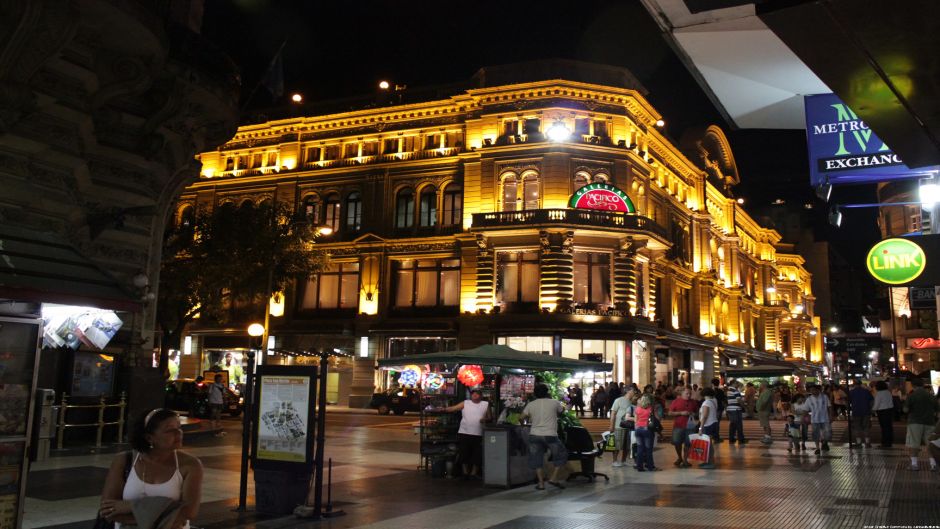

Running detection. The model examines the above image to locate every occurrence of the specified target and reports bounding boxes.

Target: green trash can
[253,469,310,515]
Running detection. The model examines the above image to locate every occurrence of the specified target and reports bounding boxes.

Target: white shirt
[609,396,632,428]
[523,398,564,437]
[873,390,894,411]
[457,400,489,436]
[700,398,719,427]
[805,393,831,423]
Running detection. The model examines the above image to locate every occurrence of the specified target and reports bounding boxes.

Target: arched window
[521,171,539,210]
[178,205,195,228]
[573,171,590,191]
[396,189,415,228]
[302,195,320,223]
[501,173,518,211]
[419,186,437,227]
[442,184,462,226]
[323,194,341,232]
[345,192,361,231]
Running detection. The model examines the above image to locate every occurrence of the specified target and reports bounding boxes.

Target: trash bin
[253,469,311,515]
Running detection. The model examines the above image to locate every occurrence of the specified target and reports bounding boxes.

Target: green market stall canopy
[377,344,613,373]
[724,365,795,379]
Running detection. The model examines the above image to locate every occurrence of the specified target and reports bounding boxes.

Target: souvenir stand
[377,344,612,487]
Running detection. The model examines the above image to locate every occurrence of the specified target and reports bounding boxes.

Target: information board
[252,365,317,471]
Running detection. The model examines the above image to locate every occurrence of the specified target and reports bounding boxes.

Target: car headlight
[239,397,244,405]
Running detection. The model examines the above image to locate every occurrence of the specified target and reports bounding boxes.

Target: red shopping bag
[688,433,711,463]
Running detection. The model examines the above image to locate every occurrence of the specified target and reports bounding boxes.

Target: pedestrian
[903,378,939,471]
[792,394,809,450]
[436,388,492,479]
[777,385,792,418]
[592,384,608,418]
[833,385,848,420]
[744,382,756,419]
[208,374,226,436]
[691,384,702,402]
[608,389,636,467]
[725,380,746,444]
[711,378,726,443]
[653,388,667,443]
[697,388,719,469]
[756,381,774,444]
[571,384,585,417]
[669,386,699,468]
[632,394,661,471]
[522,383,569,490]
[99,408,203,529]
[848,378,874,448]
[608,380,622,406]
[805,384,833,454]
[785,414,802,453]
[872,380,894,447]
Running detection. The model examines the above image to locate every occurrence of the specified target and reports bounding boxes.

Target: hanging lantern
[423,372,444,391]
[269,291,285,317]
[398,364,423,388]
[457,364,484,387]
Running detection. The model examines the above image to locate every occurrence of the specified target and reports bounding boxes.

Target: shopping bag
[604,432,617,452]
[688,433,711,463]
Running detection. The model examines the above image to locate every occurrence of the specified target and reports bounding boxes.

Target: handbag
[619,418,635,430]
[688,433,711,463]
[649,414,663,434]
[94,451,134,529]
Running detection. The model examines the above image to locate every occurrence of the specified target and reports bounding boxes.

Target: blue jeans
[727,410,745,442]
[702,423,719,464]
[634,427,655,470]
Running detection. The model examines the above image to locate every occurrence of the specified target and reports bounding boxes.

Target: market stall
[377,344,612,487]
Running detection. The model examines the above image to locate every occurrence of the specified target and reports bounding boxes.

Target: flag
[261,51,284,99]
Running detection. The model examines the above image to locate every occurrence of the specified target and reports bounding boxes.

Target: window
[442,185,462,226]
[302,195,320,223]
[250,153,262,168]
[401,136,416,152]
[425,133,441,150]
[497,251,539,304]
[323,194,340,231]
[524,118,541,135]
[304,147,320,164]
[383,138,399,154]
[501,173,518,211]
[393,259,460,308]
[503,120,519,138]
[345,192,362,231]
[177,205,195,230]
[361,142,378,156]
[236,155,247,170]
[419,186,437,227]
[224,157,234,171]
[573,252,610,305]
[388,337,457,357]
[344,143,359,159]
[300,263,360,310]
[267,152,278,167]
[522,172,539,210]
[574,118,590,136]
[593,119,609,138]
[322,145,339,160]
[396,189,415,228]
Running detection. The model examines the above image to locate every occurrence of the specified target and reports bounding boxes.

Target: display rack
[417,393,458,472]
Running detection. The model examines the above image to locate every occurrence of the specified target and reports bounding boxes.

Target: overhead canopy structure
[376,344,613,373]
[724,365,795,378]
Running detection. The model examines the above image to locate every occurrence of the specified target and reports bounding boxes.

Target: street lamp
[546,120,571,142]
[238,322,264,511]
[248,323,264,337]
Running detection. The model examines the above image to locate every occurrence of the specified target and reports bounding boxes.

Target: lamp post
[237,322,264,511]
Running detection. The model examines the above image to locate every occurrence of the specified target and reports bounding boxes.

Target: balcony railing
[764,299,790,309]
[472,209,668,238]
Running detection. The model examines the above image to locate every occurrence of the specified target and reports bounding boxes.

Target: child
[792,395,810,451]
[785,414,802,452]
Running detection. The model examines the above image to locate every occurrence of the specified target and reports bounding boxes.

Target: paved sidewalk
[24,417,936,529]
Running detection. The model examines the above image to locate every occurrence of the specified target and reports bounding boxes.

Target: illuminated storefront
[181,61,821,405]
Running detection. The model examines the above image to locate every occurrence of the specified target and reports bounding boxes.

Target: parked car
[369,387,423,415]
[165,378,243,418]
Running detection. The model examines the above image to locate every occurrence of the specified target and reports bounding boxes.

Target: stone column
[475,234,495,312]
[613,239,637,313]
[539,230,574,310]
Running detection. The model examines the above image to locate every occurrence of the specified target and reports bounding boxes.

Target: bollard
[96,396,106,448]
[117,392,127,443]
[57,393,68,450]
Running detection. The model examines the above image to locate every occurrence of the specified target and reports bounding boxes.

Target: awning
[0,225,139,311]
[376,344,613,373]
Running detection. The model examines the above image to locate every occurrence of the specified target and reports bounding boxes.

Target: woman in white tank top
[99,409,204,529]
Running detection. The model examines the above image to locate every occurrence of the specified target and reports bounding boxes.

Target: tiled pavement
[22,416,939,529]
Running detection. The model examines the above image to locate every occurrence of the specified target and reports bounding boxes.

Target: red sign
[456,364,484,386]
[910,337,940,349]
[568,183,636,213]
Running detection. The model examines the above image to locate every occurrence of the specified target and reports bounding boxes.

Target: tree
[155,201,327,376]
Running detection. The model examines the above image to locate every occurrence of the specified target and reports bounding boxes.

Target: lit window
[323,194,340,232]
[396,189,415,228]
[301,263,360,310]
[345,192,362,231]
[573,252,611,305]
[393,259,460,308]
[442,185,462,226]
[419,186,437,227]
[497,251,539,304]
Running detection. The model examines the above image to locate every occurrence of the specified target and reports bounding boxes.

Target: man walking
[848,378,874,448]
[904,378,939,471]
[711,378,727,443]
[756,381,774,444]
[805,384,833,454]
[744,382,756,419]
[725,380,746,444]
[522,383,569,490]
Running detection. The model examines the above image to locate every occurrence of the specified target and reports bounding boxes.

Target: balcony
[471,209,668,239]
[764,299,790,310]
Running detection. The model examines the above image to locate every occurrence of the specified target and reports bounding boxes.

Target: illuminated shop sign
[804,93,938,186]
[866,238,926,285]
[568,183,636,213]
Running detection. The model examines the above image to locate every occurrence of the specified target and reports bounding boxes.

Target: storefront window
[497,251,539,304]
[393,259,460,308]
[300,262,360,310]
[497,336,552,354]
[561,339,624,363]
[388,337,457,357]
[573,252,610,306]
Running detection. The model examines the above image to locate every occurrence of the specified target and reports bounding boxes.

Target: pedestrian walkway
[23,416,935,529]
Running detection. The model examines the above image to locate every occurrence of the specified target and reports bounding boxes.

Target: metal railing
[56,392,127,449]
[471,209,668,239]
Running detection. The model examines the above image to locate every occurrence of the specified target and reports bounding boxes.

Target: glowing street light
[378,80,390,90]
[829,325,839,333]
[290,93,303,103]
[546,120,571,142]
[247,323,265,337]
[655,119,665,127]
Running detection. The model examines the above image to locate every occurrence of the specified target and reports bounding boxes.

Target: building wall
[182,71,819,404]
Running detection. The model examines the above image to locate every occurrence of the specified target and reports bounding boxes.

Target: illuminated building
[181,61,821,405]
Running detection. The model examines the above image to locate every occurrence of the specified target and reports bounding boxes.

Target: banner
[804,94,937,186]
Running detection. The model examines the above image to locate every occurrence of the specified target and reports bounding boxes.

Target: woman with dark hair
[873,380,895,448]
[99,408,204,528]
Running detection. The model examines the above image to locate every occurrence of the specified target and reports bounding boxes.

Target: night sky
[201,0,880,272]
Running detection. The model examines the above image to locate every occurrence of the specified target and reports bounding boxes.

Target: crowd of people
[570,376,940,471]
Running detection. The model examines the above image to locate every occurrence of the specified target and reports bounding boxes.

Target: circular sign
[866,238,926,285]
[456,364,484,386]
[568,183,636,213]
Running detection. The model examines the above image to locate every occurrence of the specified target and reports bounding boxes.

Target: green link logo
[866,238,926,285]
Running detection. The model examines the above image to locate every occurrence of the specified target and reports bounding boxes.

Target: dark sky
[201,0,880,262]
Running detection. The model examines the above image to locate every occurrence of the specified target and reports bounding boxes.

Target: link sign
[866,238,926,285]
[568,183,636,213]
